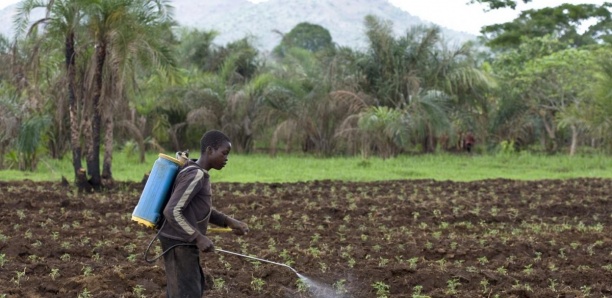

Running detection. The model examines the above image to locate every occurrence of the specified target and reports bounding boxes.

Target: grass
[1,151,610,183]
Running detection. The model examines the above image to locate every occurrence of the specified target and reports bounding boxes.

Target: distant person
[464,132,475,153]
[158,130,249,297]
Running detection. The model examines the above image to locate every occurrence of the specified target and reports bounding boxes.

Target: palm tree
[212,37,263,153]
[262,47,366,156]
[14,0,176,188]
[0,88,21,168]
[360,15,425,108]
[95,0,176,183]
[351,106,404,158]
[0,34,12,82]
[359,15,493,153]
[78,0,175,188]
[13,0,88,184]
[222,72,270,153]
[142,34,263,154]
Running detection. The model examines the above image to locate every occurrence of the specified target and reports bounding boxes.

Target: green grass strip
[1,152,610,183]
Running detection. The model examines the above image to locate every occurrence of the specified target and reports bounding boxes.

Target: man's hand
[226,217,249,235]
[196,235,214,253]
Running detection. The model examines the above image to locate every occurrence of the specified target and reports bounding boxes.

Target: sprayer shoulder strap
[155,165,199,230]
[168,165,202,200]
[178,165,200,176]
[167,165,199,196]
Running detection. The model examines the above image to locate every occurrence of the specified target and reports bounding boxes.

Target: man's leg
[160,236,205,298]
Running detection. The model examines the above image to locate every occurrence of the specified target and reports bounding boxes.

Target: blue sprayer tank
[132,153,184,228]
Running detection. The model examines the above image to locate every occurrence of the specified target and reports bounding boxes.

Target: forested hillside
[0,0,474,50]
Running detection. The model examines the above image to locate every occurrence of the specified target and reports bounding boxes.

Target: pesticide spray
[217,249,347,298]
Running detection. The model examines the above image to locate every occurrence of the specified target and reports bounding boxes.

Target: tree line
[0,0,611,190]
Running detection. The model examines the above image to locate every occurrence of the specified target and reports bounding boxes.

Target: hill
[0,0,476,52]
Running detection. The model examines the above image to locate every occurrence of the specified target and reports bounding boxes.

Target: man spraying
[158,130,249,297]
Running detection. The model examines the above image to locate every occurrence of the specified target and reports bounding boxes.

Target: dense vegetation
[0,0,611,190]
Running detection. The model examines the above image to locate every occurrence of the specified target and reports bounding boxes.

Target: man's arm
[163,168,204,242]
[209,210,229,227]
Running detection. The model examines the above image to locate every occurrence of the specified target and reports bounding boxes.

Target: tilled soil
[0,178,611,298]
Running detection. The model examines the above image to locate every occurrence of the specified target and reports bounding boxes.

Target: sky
[250,0,607,35]
[387,0,606,35]
[0,0,607,35]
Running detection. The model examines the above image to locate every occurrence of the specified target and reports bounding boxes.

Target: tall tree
[14,0,176,189]
[481,3,612,49]
[14,0,85,185]
[94,0,176,183]
[589,49,612,151]
[469,0,531,10]
[0,34,12,82]
[489,36,567,150]
[176,28,220,71]
[144,34,262,153]
[81,0,175,188]
[263,47,366,156]
[518,48,597,155]
[358,15,492,152]
[0,86,21,168]
[273,22,335,57]
[14,0,88,185]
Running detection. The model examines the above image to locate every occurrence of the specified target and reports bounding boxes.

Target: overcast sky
[388,0,606,34]
[0,0,606,35]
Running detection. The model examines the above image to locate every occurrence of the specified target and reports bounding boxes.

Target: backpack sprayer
[131,152,232,262]
[131,153,184,228]
[131,151,231,233]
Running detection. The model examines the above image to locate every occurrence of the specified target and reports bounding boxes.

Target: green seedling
[132,284,145,298]
[581,285,591,295]
[82,266,93,276]
[16,209,26,220]
[213,277,226,291]
[319,262,328,273]
[411,285,430,298]
[372,281,390,298]
[296,278,308,293]
[446,278,461,295]
[12,267,27,286]
[333,279,348,295]
[480,278,489,293]
[49,268,60,280]
[548,279,557,292]
[347,257,356,268]
[77,288,91,298]
[250,276,265,293]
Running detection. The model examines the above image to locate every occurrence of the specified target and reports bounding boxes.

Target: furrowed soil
[0,178,611,298]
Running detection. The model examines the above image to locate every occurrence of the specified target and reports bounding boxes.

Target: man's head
[200,130,231,152]
[200,130,232,170]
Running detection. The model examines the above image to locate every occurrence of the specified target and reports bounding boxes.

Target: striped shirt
[159,160,228,243]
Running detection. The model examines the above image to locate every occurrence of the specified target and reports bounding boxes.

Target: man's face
[210,141,231,170]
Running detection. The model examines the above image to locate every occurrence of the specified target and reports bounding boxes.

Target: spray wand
[216,248,299,275]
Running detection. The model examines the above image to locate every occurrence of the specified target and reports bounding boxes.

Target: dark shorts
[159,236,206,298]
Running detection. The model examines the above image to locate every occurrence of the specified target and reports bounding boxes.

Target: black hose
[143,220,194,263]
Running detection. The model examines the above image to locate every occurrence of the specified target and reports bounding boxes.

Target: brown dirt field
[0,178,611,298]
